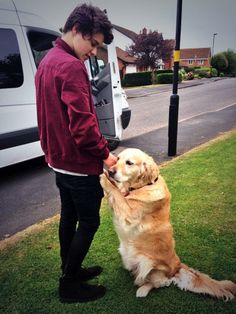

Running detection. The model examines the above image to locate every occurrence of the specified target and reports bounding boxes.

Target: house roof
[115,47,136,63]
[112,24,137,41]
[97,45,136,64]
[180,48,211,59]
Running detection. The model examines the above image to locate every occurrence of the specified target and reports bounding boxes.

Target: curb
[126,81,204,99]
[125,77,225,99]
[0,215,60,251]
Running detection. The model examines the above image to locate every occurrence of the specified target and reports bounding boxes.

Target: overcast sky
[13,0,236,54]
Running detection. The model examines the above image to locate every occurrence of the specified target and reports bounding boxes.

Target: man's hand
[103,152,117,168]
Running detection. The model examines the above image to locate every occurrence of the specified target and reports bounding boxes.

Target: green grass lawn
[1,132,236,314]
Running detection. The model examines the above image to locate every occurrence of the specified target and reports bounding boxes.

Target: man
[35,3,117,303]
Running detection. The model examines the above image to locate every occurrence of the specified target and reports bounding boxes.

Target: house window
[198,60,204,65]
[188,60,193,65]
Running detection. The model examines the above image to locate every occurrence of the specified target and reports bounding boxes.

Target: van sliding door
[91,62,116,137]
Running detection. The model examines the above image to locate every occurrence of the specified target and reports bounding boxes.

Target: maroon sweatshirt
[35,38,109,175]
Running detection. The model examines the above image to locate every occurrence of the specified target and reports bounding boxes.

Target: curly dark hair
[63,3,113,45]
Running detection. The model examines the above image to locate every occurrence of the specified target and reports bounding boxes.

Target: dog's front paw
[100,172,113,191]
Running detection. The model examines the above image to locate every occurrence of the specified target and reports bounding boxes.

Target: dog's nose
[108,169,116,178]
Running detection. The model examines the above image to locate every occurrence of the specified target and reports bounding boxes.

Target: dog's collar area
[129,177,158,192]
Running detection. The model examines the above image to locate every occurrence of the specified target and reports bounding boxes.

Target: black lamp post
[168,0,183,156]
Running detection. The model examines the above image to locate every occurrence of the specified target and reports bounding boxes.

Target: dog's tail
[172,263,236,301]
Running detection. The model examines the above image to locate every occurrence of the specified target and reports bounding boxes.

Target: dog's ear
[141,157,159,184]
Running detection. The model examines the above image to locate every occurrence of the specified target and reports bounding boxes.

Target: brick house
[97,24,174,76]
[113,25,173,72]
[112,24,138,76]
[179,48,211,68]
[97,45,137,79]
[96,25,137,79]
[115,46,137,78]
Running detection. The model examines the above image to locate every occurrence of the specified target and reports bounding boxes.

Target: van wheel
[108,140,120,151]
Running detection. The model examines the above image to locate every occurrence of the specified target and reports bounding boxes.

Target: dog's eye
[126,160,133,166]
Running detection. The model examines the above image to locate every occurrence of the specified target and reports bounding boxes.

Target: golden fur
[100,148,236,300]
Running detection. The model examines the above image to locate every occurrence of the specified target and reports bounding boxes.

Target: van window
[89,56,100,77]
[0,28,23,89]
[89,56,106,78]
[27,31,58,68]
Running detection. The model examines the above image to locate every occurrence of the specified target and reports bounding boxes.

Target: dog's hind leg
[150,270,172,289]
[136,283,154,297]
[136,270,172,297]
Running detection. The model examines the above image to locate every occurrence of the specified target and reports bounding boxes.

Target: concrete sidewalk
[124,77,224,99]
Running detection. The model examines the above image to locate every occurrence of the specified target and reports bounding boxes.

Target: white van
[0,0,131,168]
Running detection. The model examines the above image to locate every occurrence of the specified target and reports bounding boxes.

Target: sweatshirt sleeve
[60,61,110,160]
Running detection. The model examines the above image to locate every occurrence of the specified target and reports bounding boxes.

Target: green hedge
[156,72,183,84]
[122,72,152,87]
[122,66,219,87]
[156,69,173,74]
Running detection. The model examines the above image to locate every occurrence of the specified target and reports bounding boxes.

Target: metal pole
[212,33,217,57]
[168,0,183,156]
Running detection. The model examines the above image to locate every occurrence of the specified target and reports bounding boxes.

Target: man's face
[72,29,104,61]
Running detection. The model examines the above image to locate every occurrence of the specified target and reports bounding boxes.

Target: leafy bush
[210,67,218,77]
[211,49,236,76]
[178,72,183,82]
[211,53,228,75]
[222,49,236,75]
[186,71,194,80]
[122,72,152,87]
[194,67,211,78]
[179,68,186,80]
[179,68,186,75]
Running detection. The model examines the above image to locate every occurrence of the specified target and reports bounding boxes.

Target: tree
[211,49,236,76]
[128,28,174,81]
[211,53,228,75]
[223,49,236,75]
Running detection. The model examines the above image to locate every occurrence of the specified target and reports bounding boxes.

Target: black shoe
[77,266,103,281]
[59,276,106,303]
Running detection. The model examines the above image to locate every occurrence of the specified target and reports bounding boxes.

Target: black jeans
[55,172,104,276]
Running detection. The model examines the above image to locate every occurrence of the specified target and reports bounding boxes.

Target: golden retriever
[100,148,236,300]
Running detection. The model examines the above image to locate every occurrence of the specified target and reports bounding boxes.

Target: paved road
[0,78,236,240]
[120,77,236,162]
[119,103,236,163]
